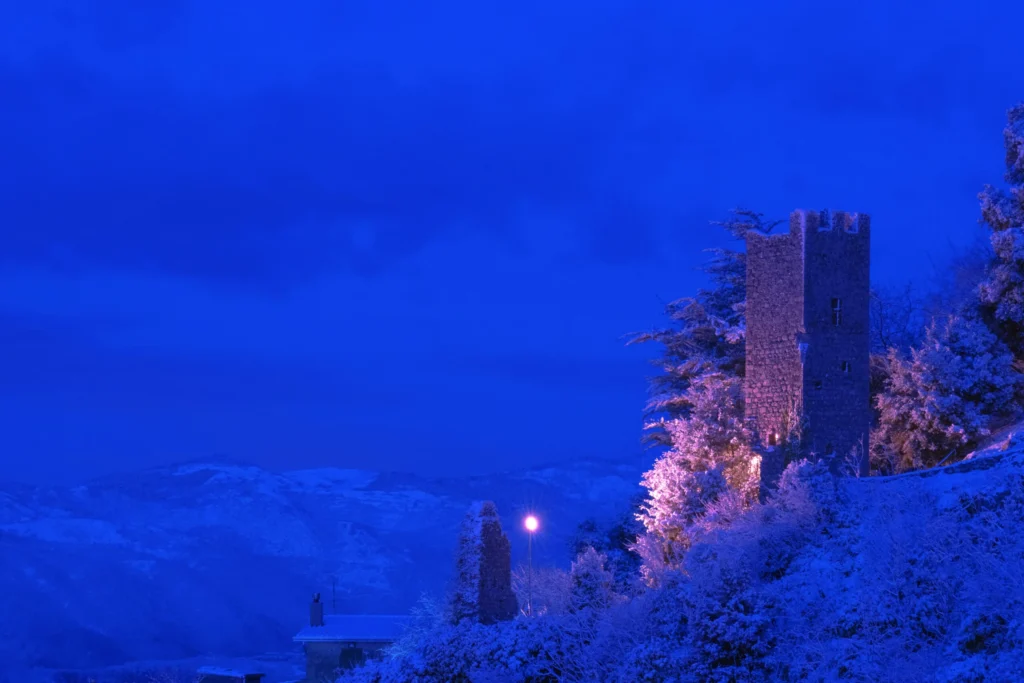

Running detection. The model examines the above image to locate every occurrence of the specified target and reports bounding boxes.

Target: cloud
[3,0,1024,484]
[0,228,684,364]
[0,57,612,280]
[2,0,1020,288]
[0,310,385,407]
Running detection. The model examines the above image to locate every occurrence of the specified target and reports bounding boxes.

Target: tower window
[825,442,834,455]
[814,380,823,390]
[840,361,851,373]
[768,432,778,446]
[831,297,843,326]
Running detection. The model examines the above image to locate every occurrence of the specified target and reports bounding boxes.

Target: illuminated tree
[627,208,779,446]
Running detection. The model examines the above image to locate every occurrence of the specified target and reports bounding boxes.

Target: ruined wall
[800,209,871,475]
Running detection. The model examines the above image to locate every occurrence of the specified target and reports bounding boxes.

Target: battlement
[791,209,870,237]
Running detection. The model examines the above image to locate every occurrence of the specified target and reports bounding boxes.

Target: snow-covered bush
[621,461,837,683]
[340,606,627,683]
[874,313,1020,471]
[343,552,631,683]
[934,473,1024,682]
[568,547,617,613]
[636,464,729,583]
[569,498,644,594]
[384,593,448,660]
[344,452,1024,683]
[510,563,570,617]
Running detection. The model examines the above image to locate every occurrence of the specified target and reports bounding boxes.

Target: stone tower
[745,209,871,490]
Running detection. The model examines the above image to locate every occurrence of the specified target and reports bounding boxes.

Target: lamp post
[524,515,538,616]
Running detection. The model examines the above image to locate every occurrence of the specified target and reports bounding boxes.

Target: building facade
[294,597,411,682]
[745,209,871,489]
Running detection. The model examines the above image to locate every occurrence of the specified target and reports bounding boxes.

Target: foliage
[628,208,779,446]
[342,455,1024,683]
[567,547,617,613]
[449,501,517,625]
[636,464,729,584]
[869,284,927,414]
[449,504,484,624]
[569,495,644,592]
[978,103,1024,358]
[510,564,570,617]
[629,209,780,584]
[873,314,1020,471]
[636,369,762,580]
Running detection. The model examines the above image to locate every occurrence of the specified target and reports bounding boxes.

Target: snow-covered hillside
[0,458,643,677]
[334,430,1024,683]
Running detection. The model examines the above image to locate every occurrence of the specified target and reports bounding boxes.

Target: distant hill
[0,457,644,675]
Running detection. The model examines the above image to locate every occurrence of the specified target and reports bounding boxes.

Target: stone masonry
[746,209,871,489]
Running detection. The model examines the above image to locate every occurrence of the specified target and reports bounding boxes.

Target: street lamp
[524,515,539,616]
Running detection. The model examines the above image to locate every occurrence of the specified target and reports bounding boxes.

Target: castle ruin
[745,209,871,490]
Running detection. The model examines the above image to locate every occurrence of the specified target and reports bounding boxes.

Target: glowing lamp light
[524,515,539,532]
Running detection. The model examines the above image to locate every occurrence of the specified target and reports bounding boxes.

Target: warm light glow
[524,515,539,532]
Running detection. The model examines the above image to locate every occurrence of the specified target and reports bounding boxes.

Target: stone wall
[745,209,872,487]
[745,217,806,487]
[800,209,871,475]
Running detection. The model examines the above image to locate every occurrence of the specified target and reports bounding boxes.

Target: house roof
[293,614,412,643]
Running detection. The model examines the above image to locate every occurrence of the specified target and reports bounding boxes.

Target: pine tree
[628,209,779,446]
[874,314,1020,471]
[450,504,484,624]
[449,501,518,625]
[978,103,1024,358]
[631,209,776,578]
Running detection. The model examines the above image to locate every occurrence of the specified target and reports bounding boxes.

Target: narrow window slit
[831,297,843,326]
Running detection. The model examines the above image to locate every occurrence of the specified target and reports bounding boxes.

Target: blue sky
[1,0,1021,484]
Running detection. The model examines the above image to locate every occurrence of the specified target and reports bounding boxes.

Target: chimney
[310,593,324,627]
